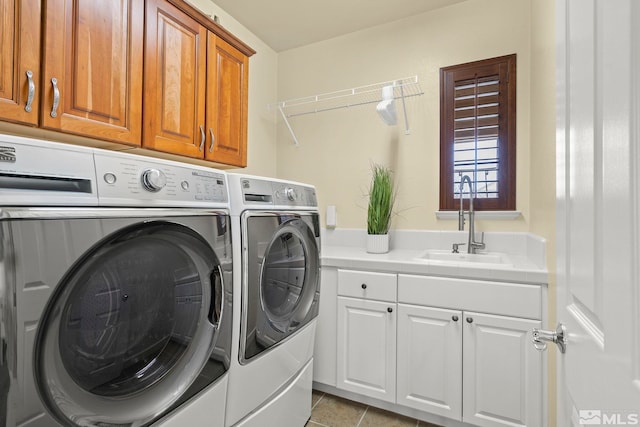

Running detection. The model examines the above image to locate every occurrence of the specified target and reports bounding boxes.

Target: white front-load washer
[0,134,232,427]
[225,174,320,427]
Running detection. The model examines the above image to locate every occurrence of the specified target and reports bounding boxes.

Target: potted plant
[366,164,395,253]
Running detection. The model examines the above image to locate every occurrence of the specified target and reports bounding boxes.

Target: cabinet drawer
[398,274,541,319]
[338,270,397,301]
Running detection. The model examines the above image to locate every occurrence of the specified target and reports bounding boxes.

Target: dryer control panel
[237,176,317,208]
[94,151,229,207]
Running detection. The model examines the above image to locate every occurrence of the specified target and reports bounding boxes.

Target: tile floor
[306,390,441,427]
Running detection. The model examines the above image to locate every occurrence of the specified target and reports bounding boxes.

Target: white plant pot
[366,233,389,254]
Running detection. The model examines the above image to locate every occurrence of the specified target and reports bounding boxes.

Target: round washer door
[259,217,319,333]
[35,222,224,426]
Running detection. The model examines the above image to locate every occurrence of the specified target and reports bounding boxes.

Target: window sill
[436,210,522,220]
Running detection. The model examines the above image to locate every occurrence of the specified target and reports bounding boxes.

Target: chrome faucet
[459,175,485,254]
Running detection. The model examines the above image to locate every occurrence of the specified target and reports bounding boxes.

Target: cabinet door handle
[25,70,35,113]
[199,125,205,151]
[452,315,459,322]
[361,283,367,289]
[387,307,393,313]
[50,78,59,118]
[466,317,473,323]
[209,128,215,153]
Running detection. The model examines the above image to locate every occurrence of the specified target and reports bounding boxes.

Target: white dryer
[226,174,320,427]
[0,134,232,426]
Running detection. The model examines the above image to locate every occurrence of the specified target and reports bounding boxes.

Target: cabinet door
[396,304,462,420]
[144,0,206,158]
[41,0,144,145]
[462,312,542,427]
[337,296,396,402]
[205,34,248,166]
[0,0,40,125]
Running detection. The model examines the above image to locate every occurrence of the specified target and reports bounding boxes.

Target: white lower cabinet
[462,312,542,427]
[396,304,463,420]
[323,269,546,427]
[335,269,397,402]
[337,296,397,402]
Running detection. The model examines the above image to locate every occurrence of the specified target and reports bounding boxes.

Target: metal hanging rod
[272,76,424,146]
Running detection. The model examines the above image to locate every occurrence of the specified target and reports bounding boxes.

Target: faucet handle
[452,243,466,253]
[458,212,466,231]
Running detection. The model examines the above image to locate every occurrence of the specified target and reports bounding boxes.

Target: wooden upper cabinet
[206,35,249,167]
[145,0,252,166]
[0,0,252,165]
[0,0,41,126]
[41,0,144,145]
[144,0,207,158]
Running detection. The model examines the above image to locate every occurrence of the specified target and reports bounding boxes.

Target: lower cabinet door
[462,312,542,427]
[336,296,396,402]
[396,304,462,420]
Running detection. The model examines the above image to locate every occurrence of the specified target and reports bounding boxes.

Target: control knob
[284,187,297,201]
[141,168,167,192]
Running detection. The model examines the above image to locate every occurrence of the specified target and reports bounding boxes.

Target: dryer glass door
[35,221,224,426]
[242,213,320,361]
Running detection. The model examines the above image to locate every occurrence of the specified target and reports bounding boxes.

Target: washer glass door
[242,213,320,361]
[35,221,224,426]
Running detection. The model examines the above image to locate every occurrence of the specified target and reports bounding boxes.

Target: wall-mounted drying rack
[272,76,424,145]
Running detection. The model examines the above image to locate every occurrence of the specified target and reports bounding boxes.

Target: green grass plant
[367,164,395,235]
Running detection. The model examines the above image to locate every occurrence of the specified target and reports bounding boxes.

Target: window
[439,54,516,211]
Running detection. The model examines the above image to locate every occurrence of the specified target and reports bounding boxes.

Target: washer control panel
[95,152,228,206]
[141,168,167,192]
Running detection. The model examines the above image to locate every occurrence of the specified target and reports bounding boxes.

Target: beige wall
[276,1,556,424]
[276,0,545,234]
[529,0,556,425]
[189,0,280,176]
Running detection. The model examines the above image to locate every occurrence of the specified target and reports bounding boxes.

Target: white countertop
[321,229,549,285]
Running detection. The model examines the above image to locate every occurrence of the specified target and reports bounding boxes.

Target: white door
[556,0,640,424]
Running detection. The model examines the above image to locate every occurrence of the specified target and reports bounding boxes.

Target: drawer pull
[452,315,459,322]
[387,307,393,313]
[361,283,367,289]
[466,317,473,323]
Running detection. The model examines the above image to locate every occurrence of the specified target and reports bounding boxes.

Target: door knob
[532,323,566,353]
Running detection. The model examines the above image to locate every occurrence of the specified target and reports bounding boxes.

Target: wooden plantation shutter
[439,54,516,211]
